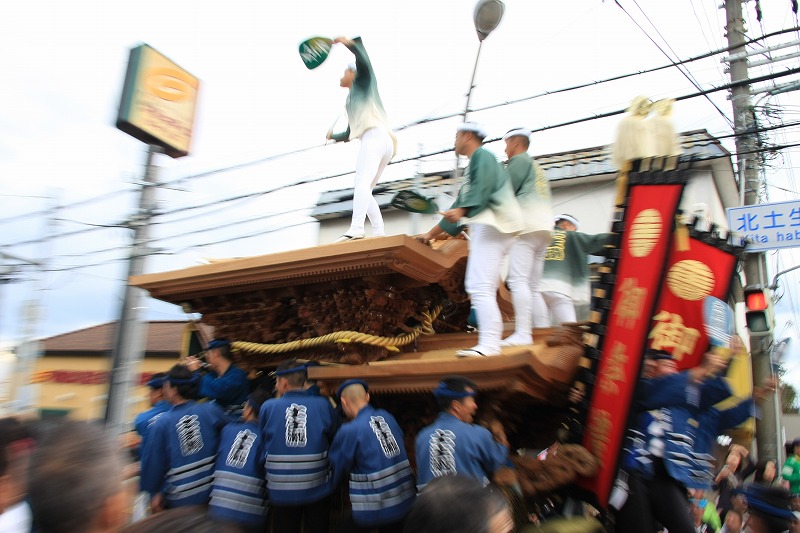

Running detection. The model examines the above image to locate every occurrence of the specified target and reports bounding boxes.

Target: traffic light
[744,285,774,337]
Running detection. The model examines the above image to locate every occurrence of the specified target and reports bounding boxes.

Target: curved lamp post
[451,0,505,196]
[463,0,505,122]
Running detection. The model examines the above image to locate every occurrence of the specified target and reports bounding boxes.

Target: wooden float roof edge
[130,235,468,300]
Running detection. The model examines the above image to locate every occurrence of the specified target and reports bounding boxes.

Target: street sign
[726,199,800,252]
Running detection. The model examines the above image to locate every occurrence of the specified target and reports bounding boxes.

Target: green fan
[299,37,333,70]
[390,190,440,214]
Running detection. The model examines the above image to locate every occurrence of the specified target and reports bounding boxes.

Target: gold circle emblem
[627,208,662,257]
[666,260,715,300]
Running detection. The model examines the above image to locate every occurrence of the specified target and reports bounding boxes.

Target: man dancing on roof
[328,36,396,243]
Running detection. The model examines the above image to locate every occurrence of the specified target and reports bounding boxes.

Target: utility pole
[104,145,159,435]
[724,0,779,460]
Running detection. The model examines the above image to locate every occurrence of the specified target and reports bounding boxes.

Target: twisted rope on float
[232,305,443,355]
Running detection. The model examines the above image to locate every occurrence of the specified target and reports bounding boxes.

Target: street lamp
[464,0,505,122]
[452,0,505,196]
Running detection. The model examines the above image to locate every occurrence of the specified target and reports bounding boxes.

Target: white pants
[465,223,515,354]
[531,290,576,327]
[505,230,551,342]
[346,127,394,237]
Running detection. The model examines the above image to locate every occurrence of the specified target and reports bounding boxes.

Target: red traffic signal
[745,289,768,311]
[743,285,774,336]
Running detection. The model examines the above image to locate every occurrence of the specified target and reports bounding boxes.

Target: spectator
[259,359,338,533]
[184,339,250,419]
[403,475,512,533]
[783,438,800,495]
[720,508,743,533]
[209,389,270,532]
[140,364,228,511]
[0,418,35,533]
[715,448,747,520]
[738,484,794,533]
[415,376,508,491]
[329,379,415,532]
[28,421,128,533]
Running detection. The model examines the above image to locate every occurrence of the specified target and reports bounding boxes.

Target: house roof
[40,321,214,356]
[312,129,732,220]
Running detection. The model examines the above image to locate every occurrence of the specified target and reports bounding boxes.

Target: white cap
[503,128,530,141]
[555,214,580,229]
[457,121,487,139]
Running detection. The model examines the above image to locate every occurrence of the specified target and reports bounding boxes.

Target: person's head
[0,417,34,515]
[502,128,530,160]
[205,339,232,372]
[740,484,794,533]
[273,359,307,396]
[337,379,370,420]
[243,389,270,422]
[554,214,579,231]
[164,364,200,403]
[340,63,356,88]
[28,421,128,533]
[755,459,778,485]
[732,491,748,514]
[792,438,800,457]
[792,492,800,512]
[434,376,478,423]
[791,511,800,533]
[648,350,678,377]
[725,509,743,532]
[455,123,486,157]
[403,475,513,533]
[146,372,166,406]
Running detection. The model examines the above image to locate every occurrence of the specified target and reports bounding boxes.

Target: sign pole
[104,145,159,435]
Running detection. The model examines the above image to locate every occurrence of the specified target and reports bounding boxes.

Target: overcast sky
[2,0,800,382]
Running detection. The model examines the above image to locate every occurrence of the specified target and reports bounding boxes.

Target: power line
[2,27,798,229]
[5,64,800,252]
[615,0,736,129]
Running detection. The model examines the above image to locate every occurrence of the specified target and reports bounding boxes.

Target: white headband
[346,62,357,73]
[555,214,580,229]
[457,122,487,139]
[503,128,530,141]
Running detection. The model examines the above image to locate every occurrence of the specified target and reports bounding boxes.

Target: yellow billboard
[116,44,199,158]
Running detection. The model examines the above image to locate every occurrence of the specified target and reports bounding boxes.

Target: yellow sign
[116,44,199,158]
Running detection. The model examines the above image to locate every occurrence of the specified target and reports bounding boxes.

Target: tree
[782,382,799,414]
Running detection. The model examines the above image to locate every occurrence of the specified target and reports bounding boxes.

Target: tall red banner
[580,178,685,506]
[647,231,743,370]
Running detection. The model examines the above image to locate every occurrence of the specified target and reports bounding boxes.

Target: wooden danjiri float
[130,233,602,529]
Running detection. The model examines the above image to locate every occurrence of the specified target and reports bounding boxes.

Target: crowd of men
[133,340,514,532]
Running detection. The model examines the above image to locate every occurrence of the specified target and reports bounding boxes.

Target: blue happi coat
[414,412,508,491]
[140,400,227,508]
[329,405,415,527]
[625,372,733,489]
[209,420,268,527]
[259,390,338,505]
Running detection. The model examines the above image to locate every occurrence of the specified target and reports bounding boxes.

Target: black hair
[168,364,199,400]
[403,475,508,533]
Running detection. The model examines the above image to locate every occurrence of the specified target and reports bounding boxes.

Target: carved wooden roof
[131,235,470,302]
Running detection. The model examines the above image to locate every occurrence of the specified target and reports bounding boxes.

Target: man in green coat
[327,36,396,243]
[418,122,523,357]
[532,215,611,326]
[782,439,800,495]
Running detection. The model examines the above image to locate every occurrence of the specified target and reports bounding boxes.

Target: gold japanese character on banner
[597,341,627,396]
[648,310,701,360]
[590,410,612,458]
[614,278,647,329]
